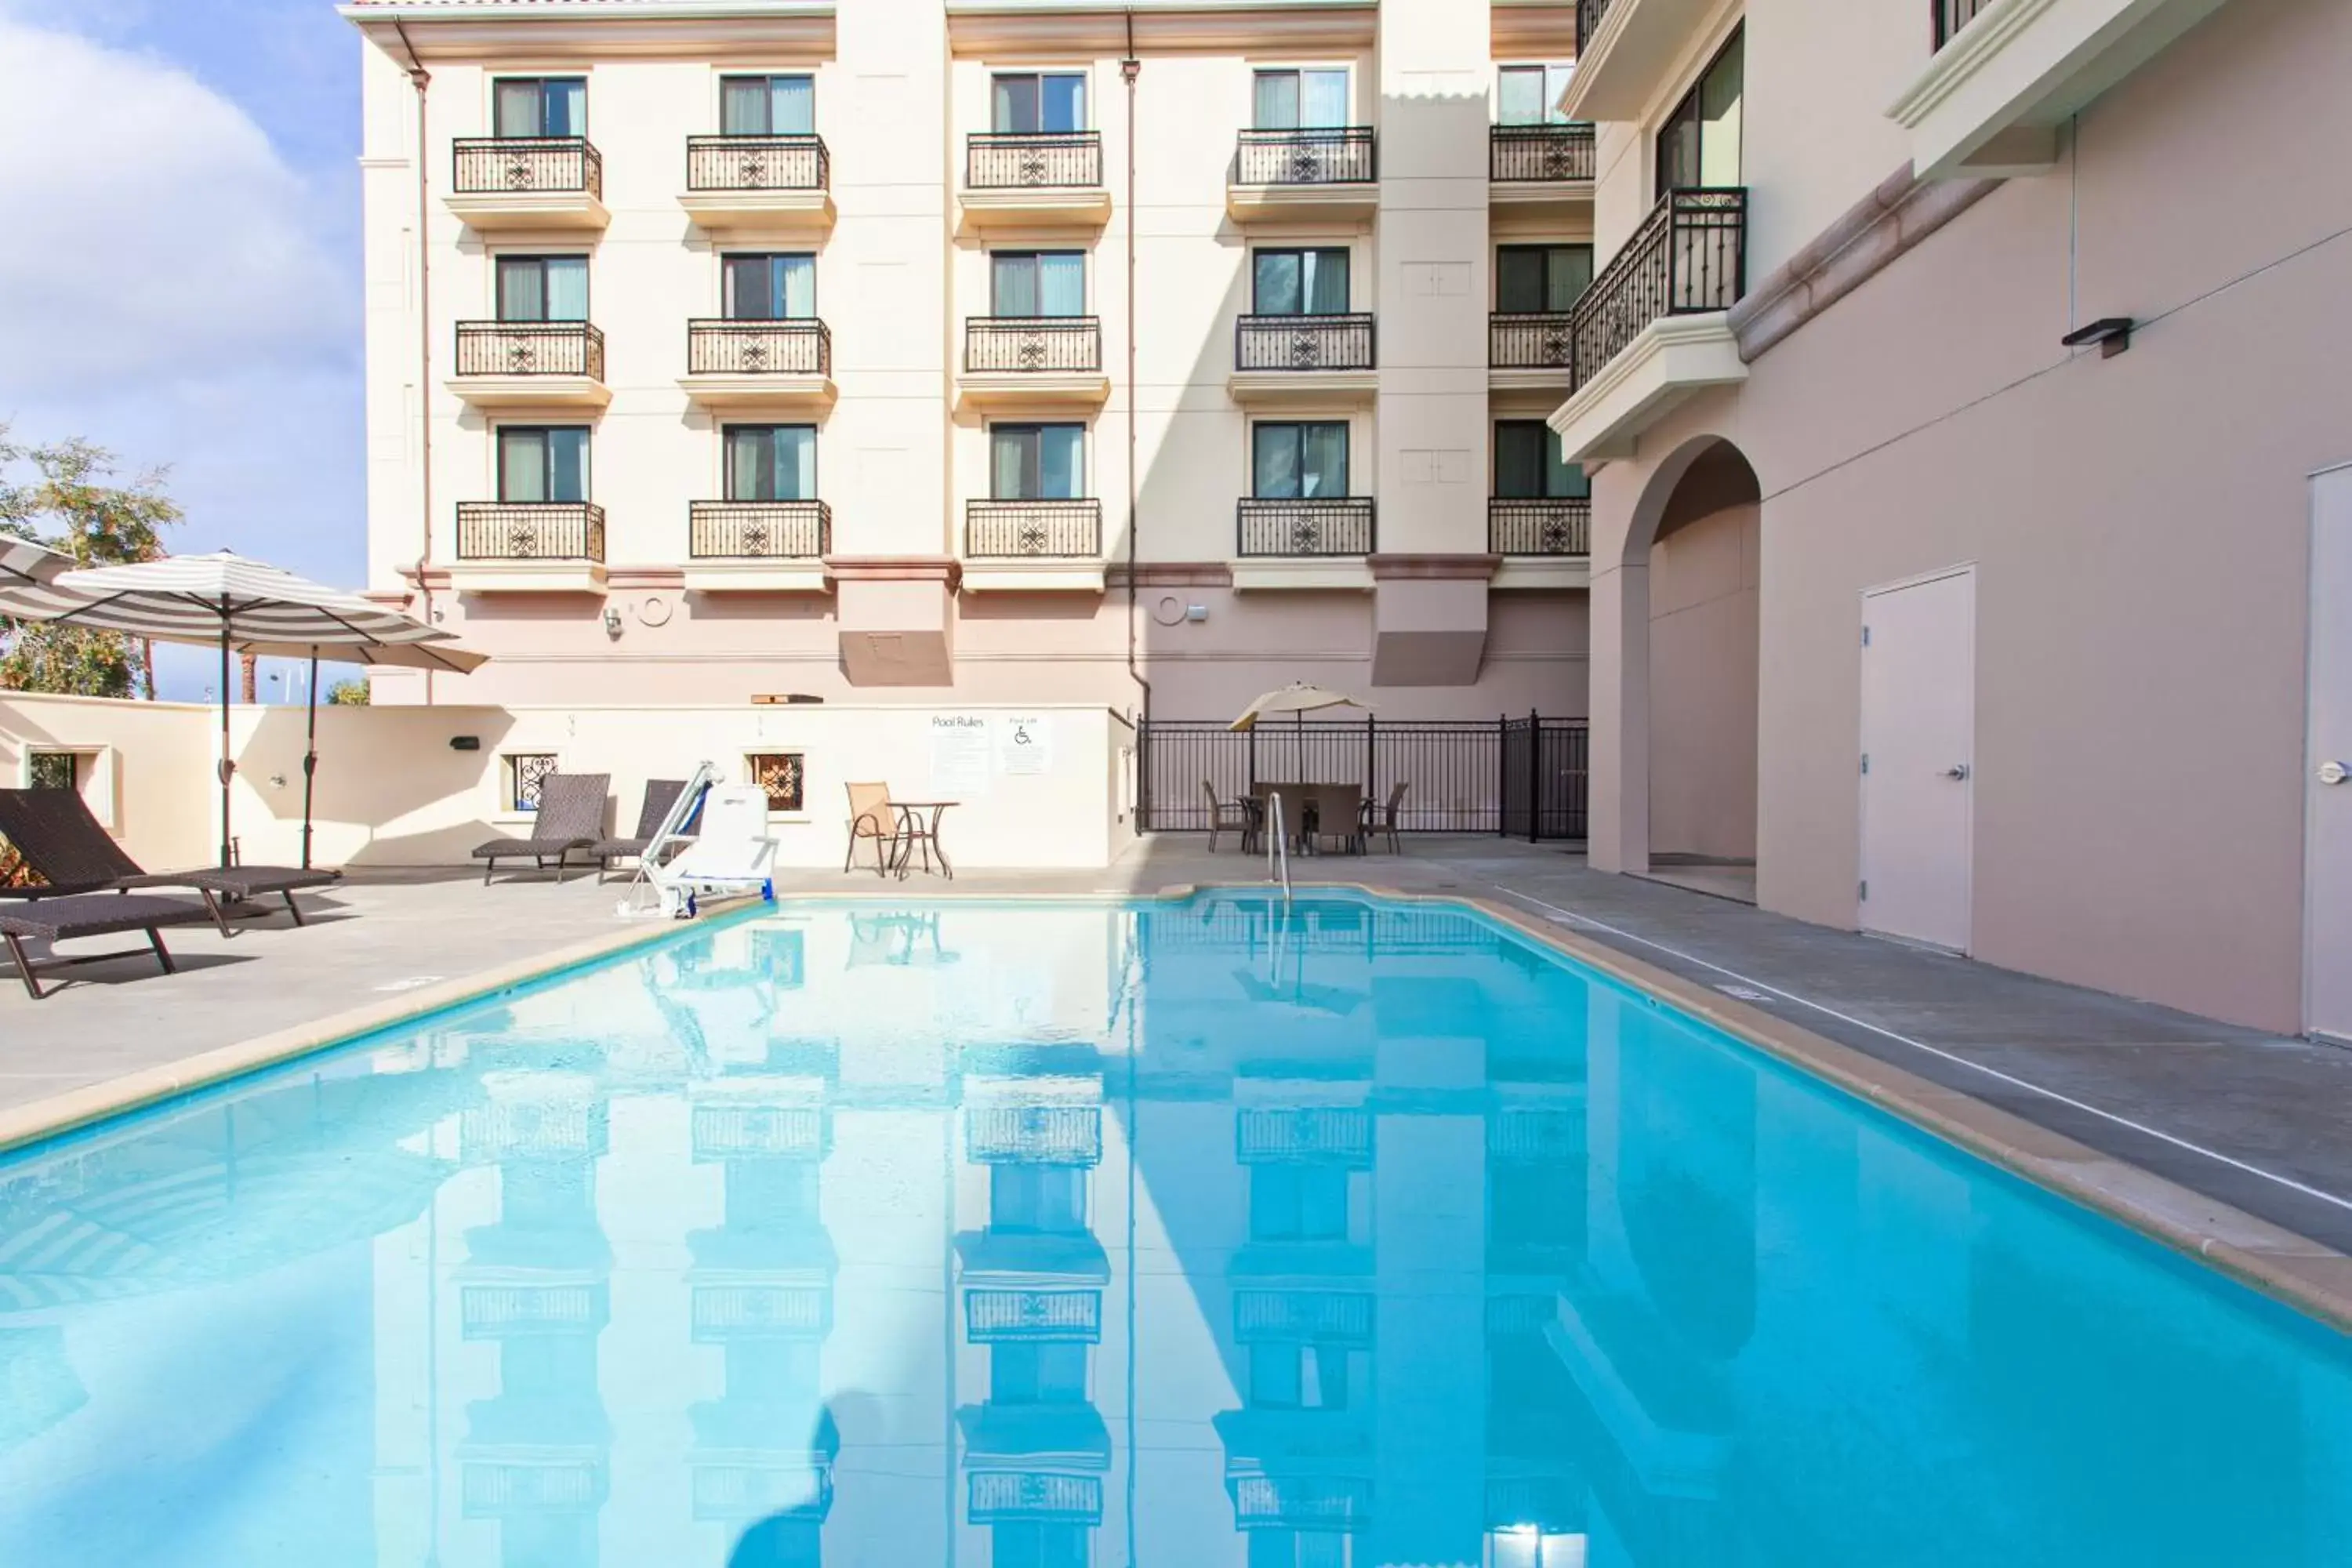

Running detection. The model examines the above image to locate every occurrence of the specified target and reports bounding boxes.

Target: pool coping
[5,880,2349,1335]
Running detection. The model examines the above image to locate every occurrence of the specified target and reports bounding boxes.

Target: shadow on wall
[1644,441,1761,862]
[234,704,521,867]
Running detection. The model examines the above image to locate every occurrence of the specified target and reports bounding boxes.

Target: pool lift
[1266,789,1292,907]
[616,762,779,920]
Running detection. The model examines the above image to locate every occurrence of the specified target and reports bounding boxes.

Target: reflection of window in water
[1249,1530,1351,1568]
[1248,1341,1349,1410]
[991,1340,1088,1403]
[993,1522,1090,1568]
[728,1157,819,1229]
[1487,1163,1583,1257]
[728,1339,819,1403]
[1248,1166,1347,1241]
[502,1332,597,1395]
[1486,1526,1589,1568]
[502,1160,595,1227]
[990,1163,1088,1233]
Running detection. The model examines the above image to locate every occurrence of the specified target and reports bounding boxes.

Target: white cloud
[0,18,349,396]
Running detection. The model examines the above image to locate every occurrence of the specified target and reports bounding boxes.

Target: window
[721,253,816,321]
[495,256,589,323]
[993,1524,1090,1568]
[991,252,1085,318]
[1253,68,1349,129]
[1252,249,1349,316]
[746,751,807,812]
[1655,27,1743,197]
[725,426,817,502]
[993,72,1087,133]
[1251,423,1348,500]
[494,77,586,138]
[990,425,1085,500]
[990,1163,1087,1233]
[1494,422,1587,501]
[497,428,590,503]
[1248,1165,1348,1241]
[503,753,560,813]
[720,74,814,136]
[1497,63,1577,126]
[1248,1342,1350,1410]
[992,1341,1089,1404]
[27,753,80,792]
[1495,245,1592,314]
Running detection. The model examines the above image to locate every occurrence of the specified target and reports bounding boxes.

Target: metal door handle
[1941,764,1971,781]
[2322,760,2350,786]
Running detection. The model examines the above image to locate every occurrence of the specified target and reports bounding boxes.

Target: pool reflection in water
[1,897,2349,1567]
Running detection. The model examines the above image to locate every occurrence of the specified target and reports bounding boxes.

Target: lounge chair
[843,782,901,878]
[1203,781,1254,853]
[0,788,340,930]
[648,784,776,917]
[0,892,216,1000]
[473,772,611,885]
[593,779,693,880]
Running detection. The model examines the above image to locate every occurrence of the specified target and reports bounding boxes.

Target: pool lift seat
[619,764,779,918]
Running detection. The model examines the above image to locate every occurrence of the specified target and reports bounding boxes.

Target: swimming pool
[0,894,2347,1566]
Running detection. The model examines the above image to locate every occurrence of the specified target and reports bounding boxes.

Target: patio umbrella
[1229,682,1374,795]
[0,550,477,869]
[0,535,73,587]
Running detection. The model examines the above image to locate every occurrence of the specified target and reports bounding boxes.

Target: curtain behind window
[1037,253,1083,318]
[544,258,589,321]
[771,76,814,135]
[1038,426,1082,498]
[1548,246,1594,310]
[993,75,1039,134]
[496,258,544,323]
[1698,33,1744,186]
[991,255,1036,317]
[1305,249,1348,314]
[1301,69,1348,128]
[494,80,542,137]
[1495,423,1544,499]
[1253,71,1299,129]
[498,429,546,502]
[721,77,770,134]
[1042,75,1084,132]
[991,428,1033,499]
[1300,423,1346,497]
[546,429,588,502]
[1253,425,1299,499]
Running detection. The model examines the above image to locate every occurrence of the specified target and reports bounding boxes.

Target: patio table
[891,800,957,880]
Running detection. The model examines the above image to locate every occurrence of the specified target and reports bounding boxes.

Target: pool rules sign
[996,714,1051,775]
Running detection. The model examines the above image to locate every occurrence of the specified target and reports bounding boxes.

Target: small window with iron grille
[27,753,82,792]
[746,752,805,812]
[506,753,559,813]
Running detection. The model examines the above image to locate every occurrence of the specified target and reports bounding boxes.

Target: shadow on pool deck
[5,835,2350,1258]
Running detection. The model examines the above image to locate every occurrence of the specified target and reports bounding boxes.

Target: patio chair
[473,772,611,885]
[844,782,901,878]
[0,788,341,931]
[1363,782,1408,854]
[1309,784,1365,855]
[1203,782,1254,852]
[592,779,694,881]
[0,891,216,1000]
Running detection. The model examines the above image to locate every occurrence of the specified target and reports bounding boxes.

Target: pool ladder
[1265,791,1293,906]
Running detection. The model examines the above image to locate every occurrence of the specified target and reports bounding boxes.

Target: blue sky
[0,1,367,702]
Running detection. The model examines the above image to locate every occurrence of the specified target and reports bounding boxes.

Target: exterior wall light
[2061,317,2134,358]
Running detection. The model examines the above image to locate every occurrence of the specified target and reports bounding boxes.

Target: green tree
[328,678,372,706]
[0,428,183,699]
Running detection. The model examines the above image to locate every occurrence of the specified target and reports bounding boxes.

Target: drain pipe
[394,18,437,704]
[1121,20,1150,732]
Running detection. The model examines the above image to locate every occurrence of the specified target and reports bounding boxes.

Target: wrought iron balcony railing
[1934,0,1994,47]
[453,136,603,197]
[1489,312,1574,370]
[967,132,1103,190]
[965,499,1102,558]
[1234,127,1376,186]
[1236,497,1375,557]
[686,319,831,376]
[455,321,605,379]
[967,1105,1104,1165]
[1490,123,1597,182]
[964,316,1102,374]
[1237,1107,1374,1165]
[685,133,829,191]
[1234,313,1375,372]
[1575,0,1617,59]
[1567,187,1747,393]
[966,1289,1104,1342]
[456,502,606,563]
[689,500,831,560]
[1489,498,1592,557]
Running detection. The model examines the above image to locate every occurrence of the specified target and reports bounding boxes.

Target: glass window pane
[1253,71,1299,130]
[1301,69,1348,128]
[1040,1167,1084,1232]
[1043,74,1085,133]
[544,258,589,321]
[1248,1533,1294,1568]
[1300,423,1348,497]
[725,427,769,502]
[1308,1344,1349,1409]
[992,426,1036,499]
[1254,252,1302,315]
[1698,30,1744,186]
[495,80,542,138]
[1300,1168,1347,1238]
[1250,1342,1301,1408]
[1298,1533,1347,1568]
[1495,249,1543,314]
[1252,426,1301,500]
[1037,252,1084,318]
[779,255,816,319]
[782,426,816,500]
[547,429,589,502]
[771,75,815,136]
[496,258,545,323]
[499,429,546,503]
[1547,64,1577,122]
[543,79,586,137]
[721,77,770,135]
[994,74,1039,134]
[722,256,762,321]
[1549,442,1588,501]
[993,254,1038,318]
[1038,1341,1087,1400]
[1304,249,1348,314]
[1040,426,1083,499]
[1497,67,1542,126]
[1495,423,1543,499]
[1657,100,1700,195]
[1548,246,1594,311]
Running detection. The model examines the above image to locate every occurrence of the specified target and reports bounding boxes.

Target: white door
[1860,567,1976,951]
[2307,466,2352,1041]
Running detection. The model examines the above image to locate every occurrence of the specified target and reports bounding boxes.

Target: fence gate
[1139,714,1585,840]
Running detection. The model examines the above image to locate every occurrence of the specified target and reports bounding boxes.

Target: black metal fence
[1489,498,1591,557]
[688,319,830,376]
[686,134,828,191]
[1234,127,1376,186]
[689,500,829,558]
[1568,187,1746,393]
[455,321,605,379]
[1236,497,1375,557]
[1489,312,1574,370]
[456,503,606,562]
[454,136,602,196]
[967,132,1103,189]
[1235,314,1376,372]
[1140,715,1586,840]
[1933,0,1993,46]
[1490,124,1596,183]
[1575,0,1617,58]
[964,317,1102,373]
[966,499,1102,557]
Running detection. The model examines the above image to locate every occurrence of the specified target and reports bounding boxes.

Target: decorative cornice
[345,4,834,62]
[946,2,1375,58]
[1109,561,1235,587]
[825,555,962,589]
[1726,161,2001,362]
[1369,554,1502,582]
[1490,2,1578,59]
[605,567,687,590]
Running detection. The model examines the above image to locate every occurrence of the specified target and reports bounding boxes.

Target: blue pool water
[1,895,2348,1566]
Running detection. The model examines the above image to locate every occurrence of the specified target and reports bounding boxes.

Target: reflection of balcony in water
[1487,1109,1587,1277]
[461,1096,610,1165]
[968,1471,1103,1568]
[967,1105,1102,1165]
[688,1156,837,1338]
[1485,1295,1585,1544]
[693,1102,829,1163]
[1233,1121,1372,1280]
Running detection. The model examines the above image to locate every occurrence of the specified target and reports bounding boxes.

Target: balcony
[1488,312,1575,392]
[962,499,1106,593]
[967,1104,1104,1165]
[448,321,608,411]
[1489,125,1595,216]
[679,320,835,412]
[1226,128,1377,223]
[451,502,607,593]
[1562,0,1724,122]
[447,137,608,230]
[1490,499,1593,590]
[1548,188,1749,464]
[1229,314,1377,405]
[956,317,1109,410]
[960,132,1111,228]
[679,134,834,232]
[1232,497,1375,592]
[1889,0,2227,176]
[684,501,833,594]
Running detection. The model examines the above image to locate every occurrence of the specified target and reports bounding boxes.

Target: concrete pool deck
[5,836,2351,1317]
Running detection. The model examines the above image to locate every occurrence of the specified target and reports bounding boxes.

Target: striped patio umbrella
[0,550,482,867]
[0,535,74,587]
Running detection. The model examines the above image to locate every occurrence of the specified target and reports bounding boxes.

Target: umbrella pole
[302,648,320,870]
[217,616,234,869]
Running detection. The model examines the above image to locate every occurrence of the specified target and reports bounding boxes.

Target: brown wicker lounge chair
[0,892,216,1000]
[593,779,694,880]
[0,788,341,930]
[473,772,611,884]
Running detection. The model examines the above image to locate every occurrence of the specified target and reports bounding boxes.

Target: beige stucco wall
[1646,500,1758,861]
